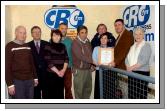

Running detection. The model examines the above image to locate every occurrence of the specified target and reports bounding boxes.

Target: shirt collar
[34,40,41,44]
[13,39,25,45]
[33,40,41,47]
[77,36,88,44]
[34,40,40,43]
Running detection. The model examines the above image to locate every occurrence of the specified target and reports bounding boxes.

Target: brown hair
[31,26,41,33]
[96,24,107,32]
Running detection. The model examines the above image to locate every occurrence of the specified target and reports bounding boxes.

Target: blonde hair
[133,26,145,37]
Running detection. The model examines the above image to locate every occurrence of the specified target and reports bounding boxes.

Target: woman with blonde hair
[125,26,152,99]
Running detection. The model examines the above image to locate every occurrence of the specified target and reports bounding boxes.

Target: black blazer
[28,40,49,74]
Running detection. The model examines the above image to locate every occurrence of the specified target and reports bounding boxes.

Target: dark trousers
[94,70,100,99]
[64,68,73,99]
[43,71,64,99]
[13,79,34,99]
[34,70,47,99]
[128,71,150,99]
[34,85,42,99]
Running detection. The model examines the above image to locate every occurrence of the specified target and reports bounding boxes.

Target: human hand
[90,65,96,72]
[109,61,115,67]
[127,66,133,72]
[8,86,15,96]
[34,79,38,87]
[59,69,66,77]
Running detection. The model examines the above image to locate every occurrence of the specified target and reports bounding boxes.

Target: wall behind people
[5,5,123,43]
[5,5,51,44]
[121,5,155,77]
[5,5,155,76]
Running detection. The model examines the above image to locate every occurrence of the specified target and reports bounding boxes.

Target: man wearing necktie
[35,41,40,54]
[28,26,49,99]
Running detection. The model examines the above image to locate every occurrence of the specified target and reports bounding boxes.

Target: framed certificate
[98,47,114,65]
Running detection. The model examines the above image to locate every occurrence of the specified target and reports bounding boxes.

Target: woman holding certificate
[92,33,114,99]
[125,27,152,99]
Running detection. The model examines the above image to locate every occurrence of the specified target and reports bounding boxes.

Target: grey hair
[15,25,26,33]
[133,26,145,36]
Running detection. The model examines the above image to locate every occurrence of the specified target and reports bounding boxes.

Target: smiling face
[31,28,41,41]
[15,26,27,42]
[52,33,61,43]
[98,25,107,35]
[100,35,108,46]
[59,24,68,37]
[78,29,88,41]
[114,21,124,34]
[134,29,144,43]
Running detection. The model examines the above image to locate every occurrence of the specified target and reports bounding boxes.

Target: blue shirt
[92,46,113,70]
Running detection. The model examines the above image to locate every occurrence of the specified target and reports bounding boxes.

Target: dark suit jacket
[114,29,134,70]
[28,40,49,81]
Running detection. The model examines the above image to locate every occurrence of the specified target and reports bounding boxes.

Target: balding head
[15,25,27,42]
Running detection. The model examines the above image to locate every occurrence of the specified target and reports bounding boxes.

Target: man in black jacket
[91,24,115,50]
[28,26,49,99]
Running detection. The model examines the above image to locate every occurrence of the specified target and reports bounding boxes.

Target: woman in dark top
[44,29,69,99]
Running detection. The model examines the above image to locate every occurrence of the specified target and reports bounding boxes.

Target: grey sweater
[125,43,152,71]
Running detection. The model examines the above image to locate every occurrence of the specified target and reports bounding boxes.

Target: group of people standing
[5,19,152,99]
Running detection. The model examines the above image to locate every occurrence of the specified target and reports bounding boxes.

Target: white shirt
[77,36,88,44]
[34,40,41,47]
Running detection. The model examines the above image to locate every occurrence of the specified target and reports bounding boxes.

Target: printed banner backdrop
[122,5,155,69]
[5,5,155,77]
[44,5,84,39]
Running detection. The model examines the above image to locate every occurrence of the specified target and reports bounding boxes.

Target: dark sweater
[91,32,116,50]
[5,41,37,86]
[44,42,69,72]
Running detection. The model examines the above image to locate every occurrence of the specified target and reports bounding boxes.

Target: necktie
[36,42,40,54]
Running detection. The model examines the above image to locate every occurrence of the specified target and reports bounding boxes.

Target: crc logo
[44,8,85,29]
[123,5,150,28]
